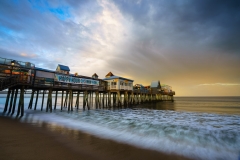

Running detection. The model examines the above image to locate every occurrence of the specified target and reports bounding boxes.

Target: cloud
[0,0,239,96]
[20,53,38,58]
[197,83,240,86]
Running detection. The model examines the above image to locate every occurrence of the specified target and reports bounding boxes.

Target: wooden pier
[0,57,175,117]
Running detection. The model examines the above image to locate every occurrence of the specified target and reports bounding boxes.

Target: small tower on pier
[151,80,161,94]
[56,64,70,75]
[92,73,98,79]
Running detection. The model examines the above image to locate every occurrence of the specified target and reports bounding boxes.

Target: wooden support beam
[117,91,121,107]
[102,93,105,108]
[7,89,15,114]
[68,90,73,111]
[108,92,111,107]
[99,92,101,108]
[61,90,64,110]
[95,91,97,109]
[95,91,99,109]
[83,91,89,110]
[134,94,137,104]
[140,93,143,103]
[134,93,137,104]
[11,89,18,115]
[3,89,11,113]
[123,92,127,106]
[54,91,58,110]
[130,92,133,105]
[16,86,24,117]
[113,93,116,106]
[34,90,39,110]
[87,92,89,110]
[46,89,52,112]
[64,91,68,107]
[71,91,73,111]
[28,90,35,109]
[83,91,86,110]
[75,91,80,109]
[41,90,45,111]
[68,90,71,111]
[91,92,93,107]
[131,93,134,105]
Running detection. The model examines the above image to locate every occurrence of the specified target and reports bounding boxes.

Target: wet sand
[0,116,192,160]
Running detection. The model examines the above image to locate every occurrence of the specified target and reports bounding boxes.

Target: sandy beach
[0,116,192,160]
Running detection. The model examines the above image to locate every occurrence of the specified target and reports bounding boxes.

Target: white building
[103,72,133,91]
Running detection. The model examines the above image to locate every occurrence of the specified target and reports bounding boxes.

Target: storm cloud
[0,0,239,96]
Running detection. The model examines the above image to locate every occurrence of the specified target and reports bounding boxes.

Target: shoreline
[0,116,192,160]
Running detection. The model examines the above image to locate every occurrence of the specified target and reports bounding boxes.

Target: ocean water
[0,95,240,160]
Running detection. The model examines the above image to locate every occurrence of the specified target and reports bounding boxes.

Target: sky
[0,0,240,96]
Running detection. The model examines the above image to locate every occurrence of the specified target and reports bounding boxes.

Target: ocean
[0,95,240,160]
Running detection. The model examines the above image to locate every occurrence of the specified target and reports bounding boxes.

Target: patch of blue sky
[49,7,71,20]
[0,26,14,36]
[28,0,72,20]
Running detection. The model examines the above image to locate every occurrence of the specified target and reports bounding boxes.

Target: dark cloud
[113,0,240,54]
[0,0,239,95]
[0,48,21,59]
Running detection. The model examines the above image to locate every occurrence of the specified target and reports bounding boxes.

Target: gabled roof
[92,73,98,77]
[57,64,70,71]
[151,80,161,88]
[103,76,134,82]
[105,72,114,77]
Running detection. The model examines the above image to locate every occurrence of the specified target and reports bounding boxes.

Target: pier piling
[8,89,15,114]
[16,87,24,117]
[34,90,39,110]
[11,89,18,115]
[28,90,35,109]
[54,91,58,110]
[4,89,11,113]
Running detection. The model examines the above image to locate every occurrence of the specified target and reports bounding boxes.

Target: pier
[0,57,175,116]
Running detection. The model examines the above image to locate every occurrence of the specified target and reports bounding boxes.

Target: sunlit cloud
[197,83,240,86]
[20,53,38,58]
[0,0,240,96]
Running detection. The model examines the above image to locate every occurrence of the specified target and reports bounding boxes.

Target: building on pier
[134,84,149,93]
[103,72,133,91]
[151,80,161,94]
[56,64,70,75]
[161,84,172,93]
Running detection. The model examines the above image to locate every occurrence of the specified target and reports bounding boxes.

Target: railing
[0,57,35,68]
[0,75,33,90]
[120,86,132,90]
[110,85,116,89]
[33,77,106,91]
[107,85,133,91]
